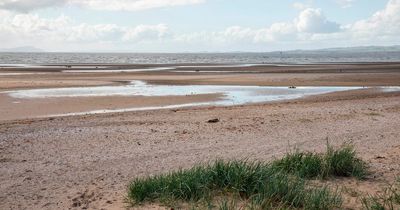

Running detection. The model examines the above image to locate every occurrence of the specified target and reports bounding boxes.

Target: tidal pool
[9,80,363,102]
[7,81,399,117]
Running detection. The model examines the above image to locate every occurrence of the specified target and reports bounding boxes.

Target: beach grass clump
[271,145,368,179]
[270,151,324,179]
[127,145,366,209]
[128,160,342,209]
[128,165,212,203]
[324,145,367,179]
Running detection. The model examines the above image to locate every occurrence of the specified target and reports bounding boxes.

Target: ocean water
[0,51,400,64]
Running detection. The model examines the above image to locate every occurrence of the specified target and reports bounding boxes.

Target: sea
[0,51,400,64]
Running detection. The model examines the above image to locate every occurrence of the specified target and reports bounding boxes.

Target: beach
[0,63,400,209]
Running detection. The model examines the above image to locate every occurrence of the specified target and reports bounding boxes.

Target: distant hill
[0,45,399,53]
[318,45,400,52]
[286,45,400,53]
[178,46,400,54]
[0,46,44,52]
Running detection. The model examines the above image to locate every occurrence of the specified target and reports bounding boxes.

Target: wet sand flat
[0,93,223,121]
[0,63,400,209]
[1,63,400,90]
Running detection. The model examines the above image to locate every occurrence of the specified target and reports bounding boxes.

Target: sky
[0,0,399,52]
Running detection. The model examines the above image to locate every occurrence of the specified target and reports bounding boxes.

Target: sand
[0,93,223,121]
[0,63,400,209]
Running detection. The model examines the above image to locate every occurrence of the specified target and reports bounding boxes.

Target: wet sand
[0,63,400,209]
[0,93,223,121]
[1,63,400,90]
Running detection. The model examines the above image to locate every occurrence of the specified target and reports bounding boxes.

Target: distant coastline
[1,47,399,64]
[1,45,400,54]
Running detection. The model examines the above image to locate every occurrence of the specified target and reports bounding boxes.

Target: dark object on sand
[289,86,297,89]
[207,118,220,123]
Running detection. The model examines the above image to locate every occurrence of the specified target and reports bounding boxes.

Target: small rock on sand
[207,118,220,123]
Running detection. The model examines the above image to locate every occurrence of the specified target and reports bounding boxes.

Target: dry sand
[0,63,400,209]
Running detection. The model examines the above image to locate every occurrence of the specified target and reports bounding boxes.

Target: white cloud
[0,0,66,12]
[348,0,400,40]
[292,2,311,10]
[122,24,169,42]
[254,22,297,42]
[0,0,205,12]
[0,10,169,50]
[0,10,71,40]
[295,8,341,33]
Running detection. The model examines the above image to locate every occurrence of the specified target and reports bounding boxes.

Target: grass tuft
[271,144,367,179]
[128,160,342,209]
[324,145,367,179]
[270,151,323,179]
